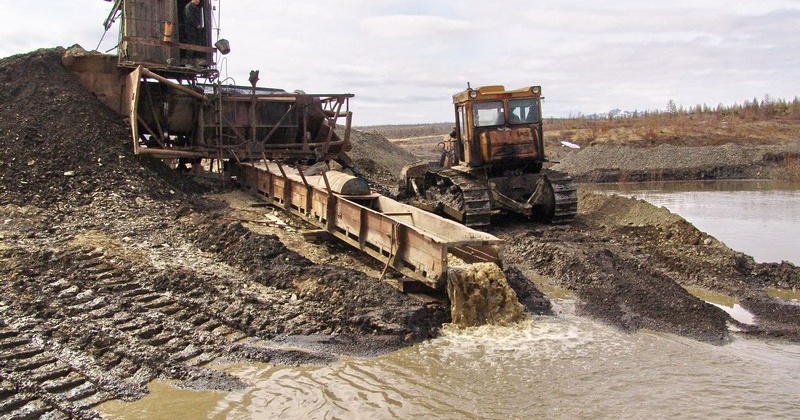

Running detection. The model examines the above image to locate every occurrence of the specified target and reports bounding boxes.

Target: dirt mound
[503,264,552,315]
[186,213,448,340]
[0,48,200,209]
[552,142,800,182]
[344,129,419,188]
[496,189,800,344]
[577,188,687,229]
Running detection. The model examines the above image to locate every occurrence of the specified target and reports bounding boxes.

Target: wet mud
[1,47,799,418]
[0,49,446,418]
[496,190,800,344]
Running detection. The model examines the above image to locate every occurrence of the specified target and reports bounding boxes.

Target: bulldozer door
[455,105,468,164]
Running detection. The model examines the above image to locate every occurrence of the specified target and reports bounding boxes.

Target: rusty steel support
[235,161,502,289]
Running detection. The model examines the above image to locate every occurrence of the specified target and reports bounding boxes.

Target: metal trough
[235,161,502,290]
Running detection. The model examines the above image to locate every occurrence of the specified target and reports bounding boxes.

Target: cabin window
[473,101,505,127]
[508,98,540,124]
[458,105,468,137]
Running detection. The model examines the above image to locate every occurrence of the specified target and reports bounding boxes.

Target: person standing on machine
[183,0,204,64]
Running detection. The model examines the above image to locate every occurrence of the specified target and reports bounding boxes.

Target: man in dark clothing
[183,0,204,62]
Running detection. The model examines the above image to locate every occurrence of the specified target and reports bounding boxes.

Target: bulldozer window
[508,98,540,124]
[473,101,505,127]
[458,105,468,137]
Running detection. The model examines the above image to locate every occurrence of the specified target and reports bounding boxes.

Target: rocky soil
[0,48,446,419]
[550,141,800,182]
[1,47,799,419]
[496,190,800,344]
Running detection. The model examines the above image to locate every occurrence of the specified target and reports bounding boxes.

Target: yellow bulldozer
[401,85,577,227]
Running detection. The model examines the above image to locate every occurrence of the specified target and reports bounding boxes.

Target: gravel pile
[553,142,800,182]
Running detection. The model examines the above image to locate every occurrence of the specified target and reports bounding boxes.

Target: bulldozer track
[428,169,577,226]
[436,169,493,228]
[545,170,578,224]
[0,240,305,418]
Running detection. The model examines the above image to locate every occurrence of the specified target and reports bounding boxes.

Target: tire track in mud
[0,198,447,417]
[0,231,325,419]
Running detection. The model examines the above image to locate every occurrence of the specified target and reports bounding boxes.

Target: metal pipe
[136,115,166,149]
[141,67,207,102]
[135,149,207,158]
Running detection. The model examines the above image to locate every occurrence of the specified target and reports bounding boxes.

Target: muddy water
[101,301,800,418]
[99,181,800,418]
[591,180,800,264]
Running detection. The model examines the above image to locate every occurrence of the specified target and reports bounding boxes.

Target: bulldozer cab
[451,85,545,171]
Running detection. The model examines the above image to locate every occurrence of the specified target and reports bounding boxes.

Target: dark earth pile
[0,48,200,209]
[0,48,446,419]
[3,46,799,419]
[342,128,419,193]
[552,143,800,183]
[497,189,800,344]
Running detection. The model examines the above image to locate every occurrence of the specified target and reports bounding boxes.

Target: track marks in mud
[0,322,108,419]
[0,199,448,416]
[0,237,317,418]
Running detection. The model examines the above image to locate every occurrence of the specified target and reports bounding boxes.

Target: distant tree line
[358,95,800,138]
[566,95,800,121]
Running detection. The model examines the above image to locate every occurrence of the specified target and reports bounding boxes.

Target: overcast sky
[3,1,799,125]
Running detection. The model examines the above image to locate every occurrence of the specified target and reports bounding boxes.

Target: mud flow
[446,263,525,327]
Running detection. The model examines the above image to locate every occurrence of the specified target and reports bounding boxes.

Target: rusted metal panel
[272,177,287,205]
[309,188,327,217]
[120,0,214,67]
[363,211,394,252]
[480,128,539,163]
[235,162,502,289]
[62,53,126,114]
[334,199,362,239]
[289,186,310,212]
[256,168,272,195]
[395,228,445,278]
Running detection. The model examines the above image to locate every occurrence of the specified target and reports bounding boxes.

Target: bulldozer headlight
[532,86,541,94]
[469,90,478,99]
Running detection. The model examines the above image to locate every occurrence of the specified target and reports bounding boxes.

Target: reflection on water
[708,303,758,325]
[102,304,800,419]
[684,286,758,325]
[767,287,800,302]
[590,180,800,264]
